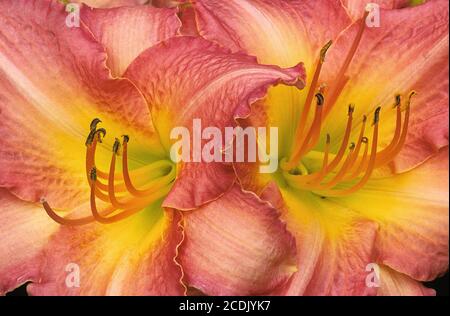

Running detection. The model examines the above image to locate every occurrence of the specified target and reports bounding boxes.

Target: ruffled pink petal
[377,265,436,296]
[0,189,59,295]
[125,36,305,210]
[321,0,449,171]
[0,0,161,209]
[190,0,351,152]
[28,209,185,295]
[81,5,181,77]
[165,162,236,211]
[151,0,186,8]
[178,4,200,36]
[337,147,449,281]
[71,0,147,8]
[260,183,378,296]
[192,0,351,67]
[342,0,410,20]
[179,184,296,296]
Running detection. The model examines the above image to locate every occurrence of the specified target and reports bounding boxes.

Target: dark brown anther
[315,92,325,106]
[373,106,381,125]
[85,128,97,146]
[395,95,401,108]
[349,142,356,150]
[90,118,102,131]
[95,128,106,143]
[407,91,417,108]
[348,104,355,115]
[320,40,333,63]
[122,135,130,144]
[362,137,369,143]
[90,167,97,181]
[113,138,121,155]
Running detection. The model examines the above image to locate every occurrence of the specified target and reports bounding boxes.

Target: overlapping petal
[28,207,185,295]
[336,148,449,281]
[81,5,181,77]
[321,0,449,170]
[71,0,148,8]
[124,36,306,210]
[377,265,435,296]
[190,0,352,156]
[0,190,59,295]
[192,0,351,67]
[235,148,448,295]
[0,0,163,209]
[259,183,378,296]
[179,184,296,296]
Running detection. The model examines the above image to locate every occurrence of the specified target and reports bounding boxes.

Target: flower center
[42,119,176,225]
[280,12,416,197]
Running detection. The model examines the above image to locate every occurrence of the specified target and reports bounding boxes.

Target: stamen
[283,93,324,170]
[316,106,380,196]
[42,198,96,226]
[44,118,177,226]
[90,163,171,224]
[122,136,175,197]
[107,139,130,209]
[324,11,369,118]
[41,168,115,226]
[106,138,174,211]
[346,136,369,180]
[319,134,331,178]
[312,104,355,178]
[348,114,367,166]
[282,10,412,197]
[283,102,395,197]
[374,91,415,167]
[89,174,169,224]
[288,41,332,168]
[377,95,402,155]
[85,130,108,184]
[311,144,357,190]
[90,118,102,132]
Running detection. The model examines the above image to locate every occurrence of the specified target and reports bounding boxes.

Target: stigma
[282,11,416,197]
[42,119,175,226]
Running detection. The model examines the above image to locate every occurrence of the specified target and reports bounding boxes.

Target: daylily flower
[0,0,305,295]
[180,0,449,295]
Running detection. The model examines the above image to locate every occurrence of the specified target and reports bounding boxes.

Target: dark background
[6,272,449,296]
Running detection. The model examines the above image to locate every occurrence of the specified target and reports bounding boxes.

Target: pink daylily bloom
[81,4,182,77]
[0,0,305,295]
[182,0,449,295]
